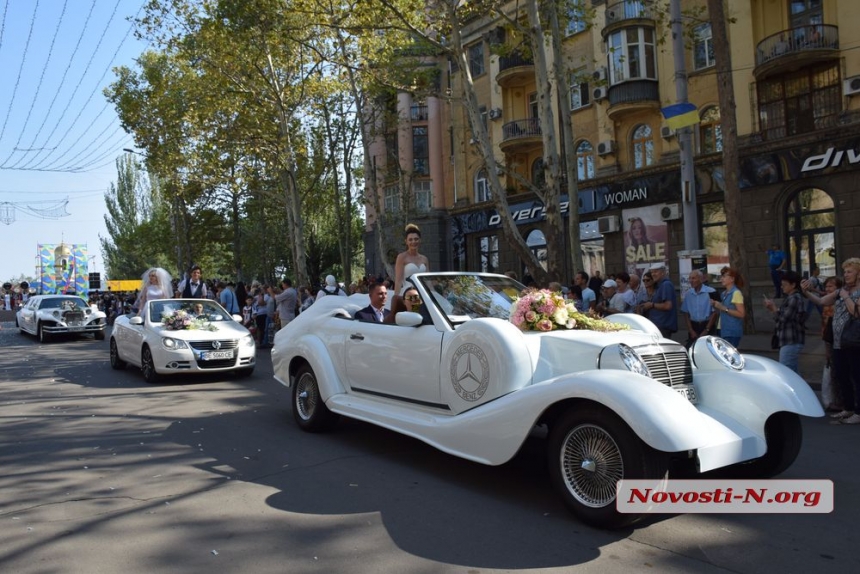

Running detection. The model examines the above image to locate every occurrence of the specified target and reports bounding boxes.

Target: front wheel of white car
[548,406,667,530]
[110,338,127,370]
[292,364,339,432]
[141,345,160,383]
[38,322,51,343]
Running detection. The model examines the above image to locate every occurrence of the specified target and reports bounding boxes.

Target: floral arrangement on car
[510,289,629,332]
[161,309,218,331]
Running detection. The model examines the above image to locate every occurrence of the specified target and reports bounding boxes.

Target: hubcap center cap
[581,459,596,473]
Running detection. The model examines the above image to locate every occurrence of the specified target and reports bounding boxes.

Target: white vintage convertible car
[111,298,256,382]
[16,294,107,342]
[271,272,823,528]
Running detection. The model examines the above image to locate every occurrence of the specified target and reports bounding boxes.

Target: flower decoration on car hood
[510,289,629,332]
[161,309,218,331]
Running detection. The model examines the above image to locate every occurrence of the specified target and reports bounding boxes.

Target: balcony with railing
[754,24,839,78]
[606,80,660,120]
[603,0,655,36]
[500,118,542,153]
[497,52,535,87]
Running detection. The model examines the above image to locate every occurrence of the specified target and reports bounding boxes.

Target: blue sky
[0,0,149,281]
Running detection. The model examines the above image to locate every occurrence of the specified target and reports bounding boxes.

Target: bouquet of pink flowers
[509,289,629,332]
[161,310,217,331]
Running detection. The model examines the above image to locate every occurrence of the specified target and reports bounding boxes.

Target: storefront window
[700,202,727,278]
[787,188,836,277]
[582,220,605,279]
[479,235,499,273]
[526,229,548,272]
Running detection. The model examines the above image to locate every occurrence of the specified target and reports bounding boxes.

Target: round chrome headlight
[161,337,188,350]
[705,336,744,370]
[618,343,651,377]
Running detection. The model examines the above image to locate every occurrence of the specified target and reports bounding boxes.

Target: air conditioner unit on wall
[660,125,674,139]
[593,67,608,82]
[488,107,503,120]
[844,76,860,96]
[597,215,620,234]
[661,203,682,221]
[592,86,608,101]
[597,140,615,156]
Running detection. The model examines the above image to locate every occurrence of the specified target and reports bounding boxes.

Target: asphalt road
[1,323,858,574]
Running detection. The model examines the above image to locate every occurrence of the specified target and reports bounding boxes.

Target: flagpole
[670,0,700,251]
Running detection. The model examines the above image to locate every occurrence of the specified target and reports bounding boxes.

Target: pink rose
[525,310,537,322]
[537,319,553,331]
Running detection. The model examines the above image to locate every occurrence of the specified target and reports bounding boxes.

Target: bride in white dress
[137,267,173,314]
[395,223,431,295]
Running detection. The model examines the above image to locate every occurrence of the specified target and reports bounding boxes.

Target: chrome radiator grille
[189,340,239,351]
[639,347,693,387]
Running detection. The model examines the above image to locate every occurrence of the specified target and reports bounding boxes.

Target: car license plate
[69,326,83,332]
[201,350,233,360]
[675,385,698,404]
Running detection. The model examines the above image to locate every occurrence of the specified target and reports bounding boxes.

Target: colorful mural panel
[37,244,89,295]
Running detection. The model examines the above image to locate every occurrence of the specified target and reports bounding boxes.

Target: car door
[21,298,38,333]
[344,321,444,407]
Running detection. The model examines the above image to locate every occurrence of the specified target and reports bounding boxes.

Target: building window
[468,42,485,77]
[757,62,840,140]
[474,168,490,203]
[414,180,432,212]
[698,106,722,154]
[693,23,715,70]
[479,235,499,273]
[566,1,587,35]
[608,27,656,84]
[413,126,429,175]
[576,140,594,180]
[531,158,546,189]
[528,92,539,119]
[790,0,823,27]
[632,124,653,169]
[384,185,400,212]
[569,72,590,110]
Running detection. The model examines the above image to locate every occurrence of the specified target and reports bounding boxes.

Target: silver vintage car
[16,295,107,342]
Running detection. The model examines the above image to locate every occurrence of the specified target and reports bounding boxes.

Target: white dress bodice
[403,262,426,280]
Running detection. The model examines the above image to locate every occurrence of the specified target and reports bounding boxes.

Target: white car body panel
[16,295,107,338]
[272,273,824,473]
[112,298,256,377]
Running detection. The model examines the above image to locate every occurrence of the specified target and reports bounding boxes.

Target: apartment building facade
[364,0,860,285]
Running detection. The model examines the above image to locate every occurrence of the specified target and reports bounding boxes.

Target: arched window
[786,188,836,277]
[474,168,490,203]
[576,140,594,181]
[699,106,722,155]
[632,124,653,169]
[531,158,546,189]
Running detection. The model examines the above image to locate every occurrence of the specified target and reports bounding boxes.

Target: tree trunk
[707,0,754,331]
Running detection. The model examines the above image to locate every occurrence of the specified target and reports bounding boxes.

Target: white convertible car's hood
[153,323,250,339]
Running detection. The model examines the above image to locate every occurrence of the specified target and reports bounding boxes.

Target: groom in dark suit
[355,282,390,323]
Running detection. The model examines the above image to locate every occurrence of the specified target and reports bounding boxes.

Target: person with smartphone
[764,271,806,374]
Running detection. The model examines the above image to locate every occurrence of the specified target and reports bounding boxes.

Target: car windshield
[149,300,234,323]
[417,275,524,325]
[40,297,87,311]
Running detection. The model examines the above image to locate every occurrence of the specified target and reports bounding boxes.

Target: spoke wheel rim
[142,348,154,379]
[111,341,118,365]
[559,424,624,508]
[295,372,317,421]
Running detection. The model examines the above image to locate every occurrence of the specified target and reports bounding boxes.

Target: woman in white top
[138,267,173,315]
[394,223,430,295]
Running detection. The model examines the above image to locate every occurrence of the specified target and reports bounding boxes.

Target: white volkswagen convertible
[271,272,823,528]
[111,299,256,382]
[17,294,107,342]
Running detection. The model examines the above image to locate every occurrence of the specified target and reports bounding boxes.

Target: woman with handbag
[763,271,806,373]
[803,258,860,424]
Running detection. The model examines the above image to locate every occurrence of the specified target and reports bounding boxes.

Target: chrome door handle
[350,333,364,341]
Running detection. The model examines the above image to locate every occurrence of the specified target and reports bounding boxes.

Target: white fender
[440,318,533,413]
[272,333,346,400]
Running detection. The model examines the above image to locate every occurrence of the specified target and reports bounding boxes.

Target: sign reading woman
[623,205,669,276]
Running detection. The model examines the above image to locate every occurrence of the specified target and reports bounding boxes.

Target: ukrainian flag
[661,102,700,131]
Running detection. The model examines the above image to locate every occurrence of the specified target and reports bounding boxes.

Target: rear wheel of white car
[293,364,339,432]
[141,345,160,383]
[38,323,51,343]
[548,406,667,529]
[723,412,802,479]
[110,339,127,370]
